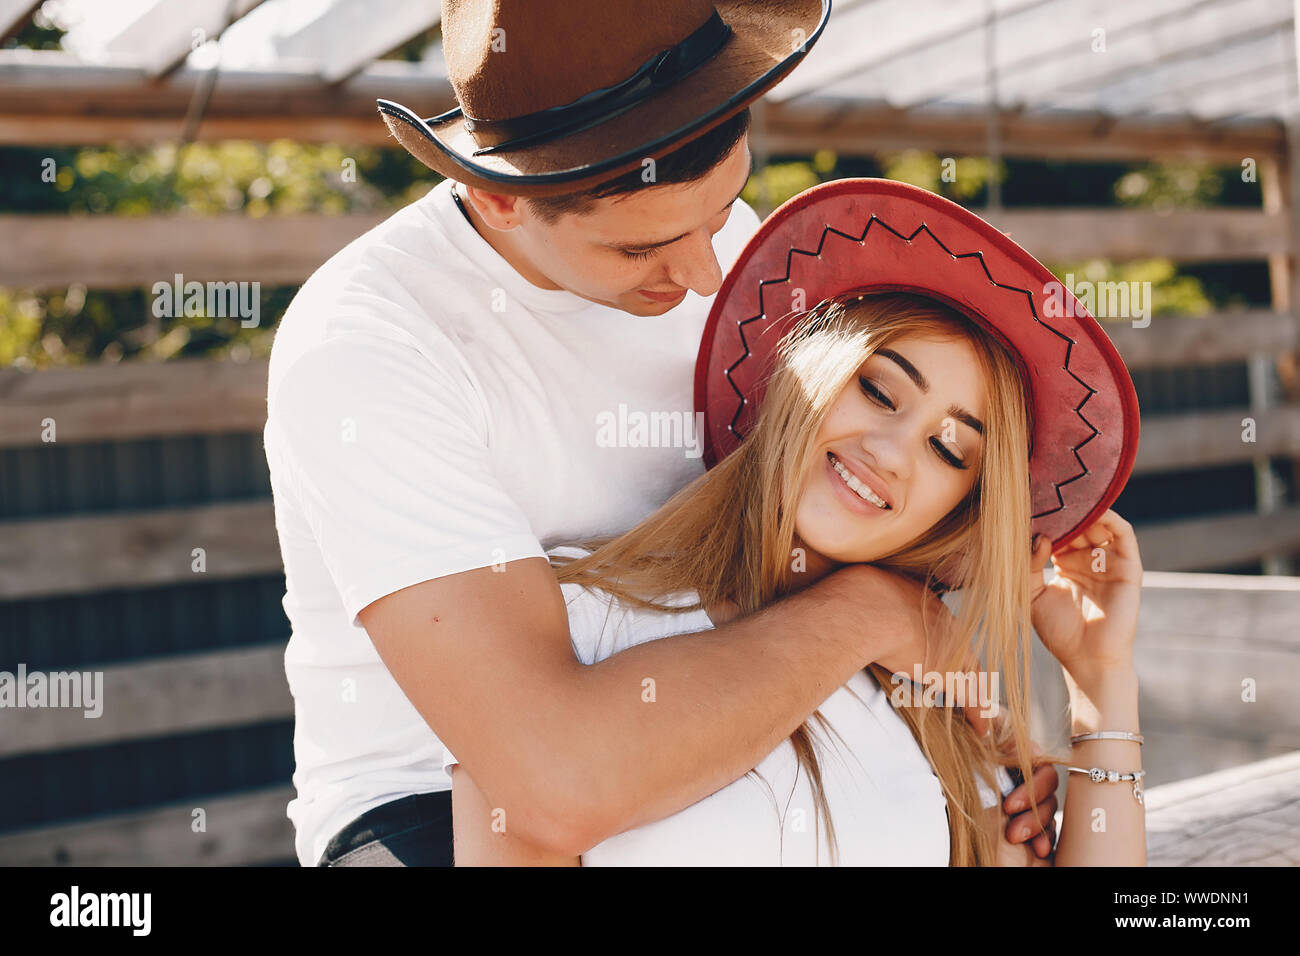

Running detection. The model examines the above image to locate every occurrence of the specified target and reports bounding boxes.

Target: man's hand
[1001,758,1059,859]
[847,565,991,737]
[985,802,1054,866]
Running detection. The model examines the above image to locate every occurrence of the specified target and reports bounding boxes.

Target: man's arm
[359,556,928,856]
[451,765,579,866]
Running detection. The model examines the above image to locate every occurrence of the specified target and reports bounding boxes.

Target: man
[263,0,1058,866]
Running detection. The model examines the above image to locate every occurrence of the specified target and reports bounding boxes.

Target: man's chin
[621,294,682,316]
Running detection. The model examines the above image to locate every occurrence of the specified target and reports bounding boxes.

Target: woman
[447,180,1146,866]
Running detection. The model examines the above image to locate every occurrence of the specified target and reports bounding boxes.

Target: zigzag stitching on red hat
[720,214,1101,521]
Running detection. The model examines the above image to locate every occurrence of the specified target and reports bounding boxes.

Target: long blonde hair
[554,292,1048,865]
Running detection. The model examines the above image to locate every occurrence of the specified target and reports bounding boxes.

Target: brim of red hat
[694,177,1141,549]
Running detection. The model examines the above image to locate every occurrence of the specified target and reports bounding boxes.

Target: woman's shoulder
[544,545,712,664]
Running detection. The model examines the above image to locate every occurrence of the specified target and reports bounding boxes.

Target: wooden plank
[0,785,296,866]
[1103,310,1299,368]
[0,0,38,40]
[101,0,265,77]
[0,356,268,448]
[0,645,292,759]
[978,207,1289,262]
[763,99,1287,164]
[0,50,458,145]
[0,310,1289,452]
[1000,0,1295,113]
[1134,406,1300,474]
[0,212,384,288]
[1145,751,1300,866]
[1136,506,1300,570]
[1135,571,1300,740]
[272,0,441,84]
[0,48,1287,161]
[765,0,1045,105]
[0,500,281,600]
[0,206,1283,292]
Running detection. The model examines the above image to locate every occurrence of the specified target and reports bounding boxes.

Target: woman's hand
[1028,509,1143,696]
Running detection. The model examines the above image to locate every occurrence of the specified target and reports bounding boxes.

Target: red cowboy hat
[694,178,1141,549]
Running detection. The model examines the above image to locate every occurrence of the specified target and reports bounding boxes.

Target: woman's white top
[443,547,1008,866]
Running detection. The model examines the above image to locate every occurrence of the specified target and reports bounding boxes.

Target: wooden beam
[1145,752,1300,865]
[0,355,268,448]
[101,0,266,77]
[272,0,440,85]
[0,205,1284,293]
[769,0,1048,105]
[1103,309,1300,368]
[0,49,1288,161]
[0,0,38,41]
[1133,406,1300,474]
[0,212,385,288]
[1136,506,1300,570]
[1001,0,1295,113]
[0,500,281,600]
[0,50,459,146]
[0,645,292,759]
[762,98,1287,164]
[976,207,1288,262]
[1135,571,1300,741]
[0,785,296,865]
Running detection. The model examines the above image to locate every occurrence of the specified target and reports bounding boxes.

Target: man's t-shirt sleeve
[267,331,546,628]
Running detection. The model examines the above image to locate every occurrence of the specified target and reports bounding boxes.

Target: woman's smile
[825,452,892,516]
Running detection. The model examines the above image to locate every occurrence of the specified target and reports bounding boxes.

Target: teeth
[830,454,889,509]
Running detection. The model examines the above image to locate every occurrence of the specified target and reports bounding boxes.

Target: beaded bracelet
[1066,766,1146,804]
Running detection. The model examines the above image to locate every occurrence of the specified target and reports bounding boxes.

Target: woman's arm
[1052,669,1145,865]
[1028,510,1146,867]
[451,764,580,866]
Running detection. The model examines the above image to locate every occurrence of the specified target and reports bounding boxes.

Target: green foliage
[0,139,438,368]
[879,150,1002,202]
[0,137,1252,368]
[1045,258,1214,322]
[1113,160,1225,210]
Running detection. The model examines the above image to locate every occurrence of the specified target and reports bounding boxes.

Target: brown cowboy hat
[377,0,831,197]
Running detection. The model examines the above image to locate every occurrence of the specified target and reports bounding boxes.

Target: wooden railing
[0,338,1298,864]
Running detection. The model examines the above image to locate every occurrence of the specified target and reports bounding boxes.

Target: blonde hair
[554,291,1049,865]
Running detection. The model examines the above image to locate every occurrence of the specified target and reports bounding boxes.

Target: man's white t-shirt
[263,177,763,866]
[444,546,1010,866]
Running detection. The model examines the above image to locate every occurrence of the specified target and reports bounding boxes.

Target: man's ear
[463,185,525,230]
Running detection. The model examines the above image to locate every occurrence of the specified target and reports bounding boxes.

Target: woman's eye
[621,248,657,262]
[858,376,894,409]
[930,437,968,470]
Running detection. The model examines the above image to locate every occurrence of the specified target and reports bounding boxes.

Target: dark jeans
[316,790,454,867]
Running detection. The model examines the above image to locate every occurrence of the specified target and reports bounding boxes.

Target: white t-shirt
[444,546,1010,866]
[263,177,763,866]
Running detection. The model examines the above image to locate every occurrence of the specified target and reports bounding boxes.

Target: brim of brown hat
[693,177,1142,550]
[376,0,830,197]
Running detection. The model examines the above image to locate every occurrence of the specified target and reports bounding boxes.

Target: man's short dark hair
[523,107,752,224]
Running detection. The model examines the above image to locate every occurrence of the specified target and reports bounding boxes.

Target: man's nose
[665,230,724,298]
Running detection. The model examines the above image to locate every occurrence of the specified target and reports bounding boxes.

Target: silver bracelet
[1066,766,1146,804]
[1071,731,1144,745]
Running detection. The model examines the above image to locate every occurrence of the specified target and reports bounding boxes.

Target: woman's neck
[703,536,841,627]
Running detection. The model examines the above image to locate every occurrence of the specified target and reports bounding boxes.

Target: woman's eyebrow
[875,348,985,435]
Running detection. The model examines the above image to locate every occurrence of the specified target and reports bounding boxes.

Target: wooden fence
[0,320,1298,862]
